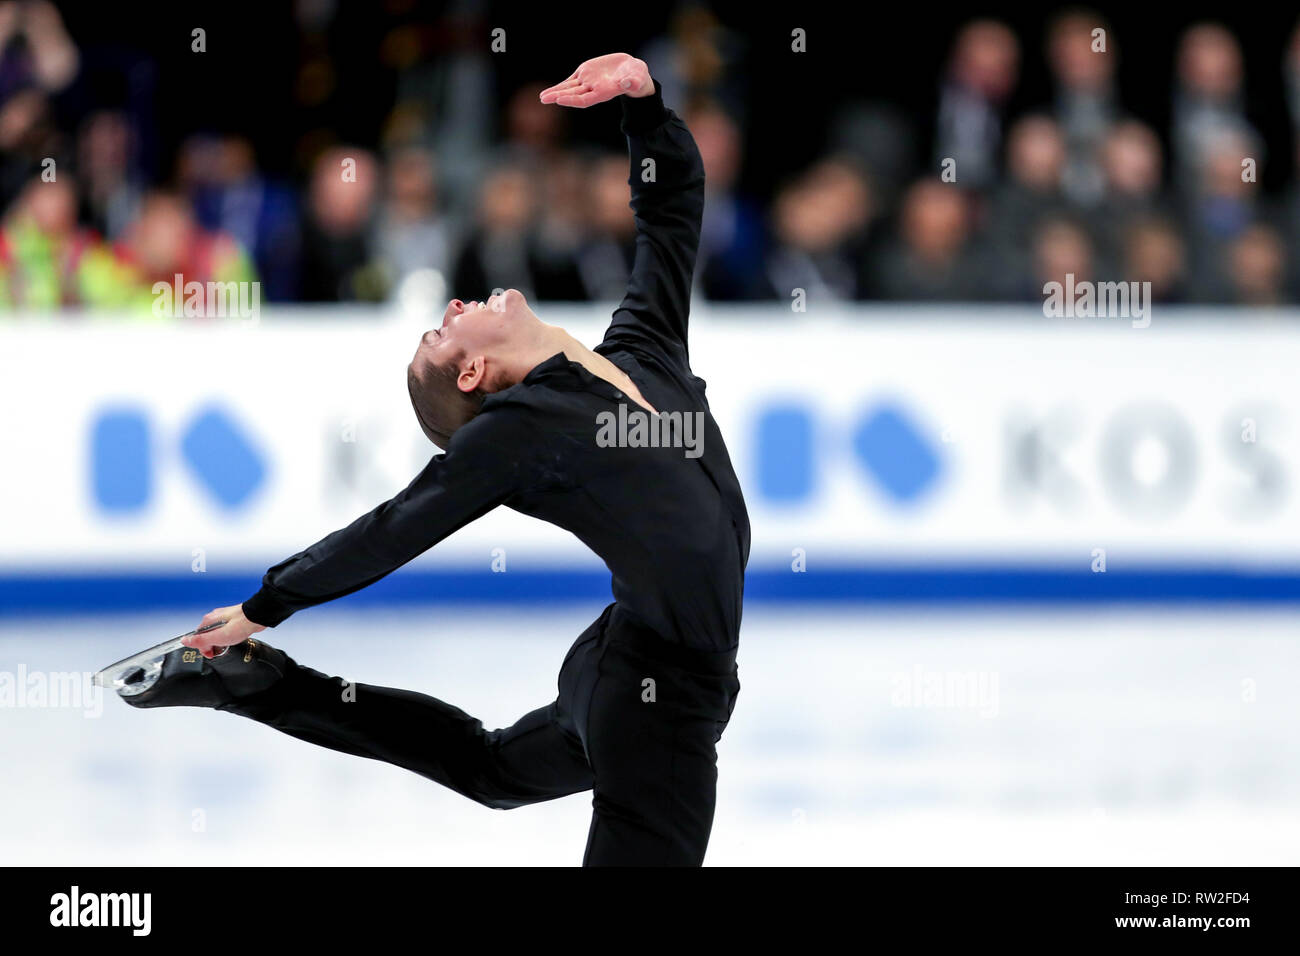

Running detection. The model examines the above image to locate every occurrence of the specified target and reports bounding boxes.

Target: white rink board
[1,304,1299,573]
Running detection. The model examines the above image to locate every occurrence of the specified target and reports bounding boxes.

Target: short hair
[407,351,485,449]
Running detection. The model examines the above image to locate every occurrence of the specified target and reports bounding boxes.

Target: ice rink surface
[2,605,1297,866]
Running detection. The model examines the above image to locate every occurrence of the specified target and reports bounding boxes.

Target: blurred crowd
[876,15,1300,306]
[3,3,1300,313]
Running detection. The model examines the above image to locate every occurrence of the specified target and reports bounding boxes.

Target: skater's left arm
[187,411,532,654]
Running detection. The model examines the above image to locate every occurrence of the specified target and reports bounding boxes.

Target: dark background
[52,0,1300,195]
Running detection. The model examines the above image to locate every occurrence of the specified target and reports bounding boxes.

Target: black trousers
[224,603,741,866]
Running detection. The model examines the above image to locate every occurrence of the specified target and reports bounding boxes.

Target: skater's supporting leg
[574,624,741,866]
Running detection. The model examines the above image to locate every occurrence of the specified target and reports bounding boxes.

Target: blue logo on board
[90,405,267,513]
[754,401,942,505]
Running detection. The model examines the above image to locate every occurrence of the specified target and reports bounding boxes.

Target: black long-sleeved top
[242,84,750,651]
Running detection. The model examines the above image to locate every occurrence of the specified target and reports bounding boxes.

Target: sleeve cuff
[620,79,669,134]
[242,586,295,628]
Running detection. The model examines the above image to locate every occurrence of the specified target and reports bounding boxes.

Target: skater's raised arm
[185,411,533,655]
[540,52,705,363]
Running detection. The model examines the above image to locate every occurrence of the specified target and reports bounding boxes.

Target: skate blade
[93,621,227,696]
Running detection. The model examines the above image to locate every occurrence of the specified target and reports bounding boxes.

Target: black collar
[520,352,576,386]
[515,351,632,403]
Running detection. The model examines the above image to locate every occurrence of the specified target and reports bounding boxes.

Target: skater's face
[406,288,537,447]
[419,288,534,363]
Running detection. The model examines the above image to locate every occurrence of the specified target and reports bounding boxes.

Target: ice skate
[95,624,288,709]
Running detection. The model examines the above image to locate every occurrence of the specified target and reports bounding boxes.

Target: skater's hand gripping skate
[538,52,652,108]
[183,604,265,658]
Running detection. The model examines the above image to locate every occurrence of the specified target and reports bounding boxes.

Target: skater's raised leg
[123,639,594,810]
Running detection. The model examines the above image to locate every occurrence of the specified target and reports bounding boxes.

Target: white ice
[1,606,1297,865]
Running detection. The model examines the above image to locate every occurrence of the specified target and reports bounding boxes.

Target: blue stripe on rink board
[1,565,1299,616]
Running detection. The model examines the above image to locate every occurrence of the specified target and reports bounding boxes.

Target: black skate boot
[117,639,289,710]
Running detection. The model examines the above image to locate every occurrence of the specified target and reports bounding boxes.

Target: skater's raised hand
[183,604,265,658]
[538,52,653,108]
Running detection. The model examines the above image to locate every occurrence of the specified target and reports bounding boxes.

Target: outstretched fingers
[539,53,647,108]
[539,73,583,103]
[552,88,607,108]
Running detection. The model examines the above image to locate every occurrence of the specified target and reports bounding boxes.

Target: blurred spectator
[182,134,301,302]
[0,2,77,208]
[1281,21,1300,301]
[1183,130,1267,299]
[687,101,767,300]
[1032,217,1095,297]
[829,104,917,212]
[1122,218,1190,304]
[2,178,255,313]
[1088,120,1172,272]
[1172,23,1261,193]
[576,154,636,301]
[984,115,1071,296]
[383,6,494,225]
[935,20,1020,192]
[871,179,978,300]
[299,146,383,302]
[808,157,875,296]
[0,1,79,102]
[0,86,63,211]
[0,176,124,309]
[505,82,566,162]
[640,5,747,122]
[762,158,873,304]
[1287,19,1300,132]
[76,110,142,241]
[451,158,539,300]
[1283,138,1300,301]
[117,190,256,307]
[373,145,449,289]
[1226,224,1287,305]
[530,152,588,301]
[1045,9,1119,205]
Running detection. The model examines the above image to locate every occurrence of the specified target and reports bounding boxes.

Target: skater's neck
[508,325,657,413]
[507,325,594,384]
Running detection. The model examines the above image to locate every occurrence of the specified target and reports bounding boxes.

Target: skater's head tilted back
[407,55,658,452]
[408,288,554,448]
